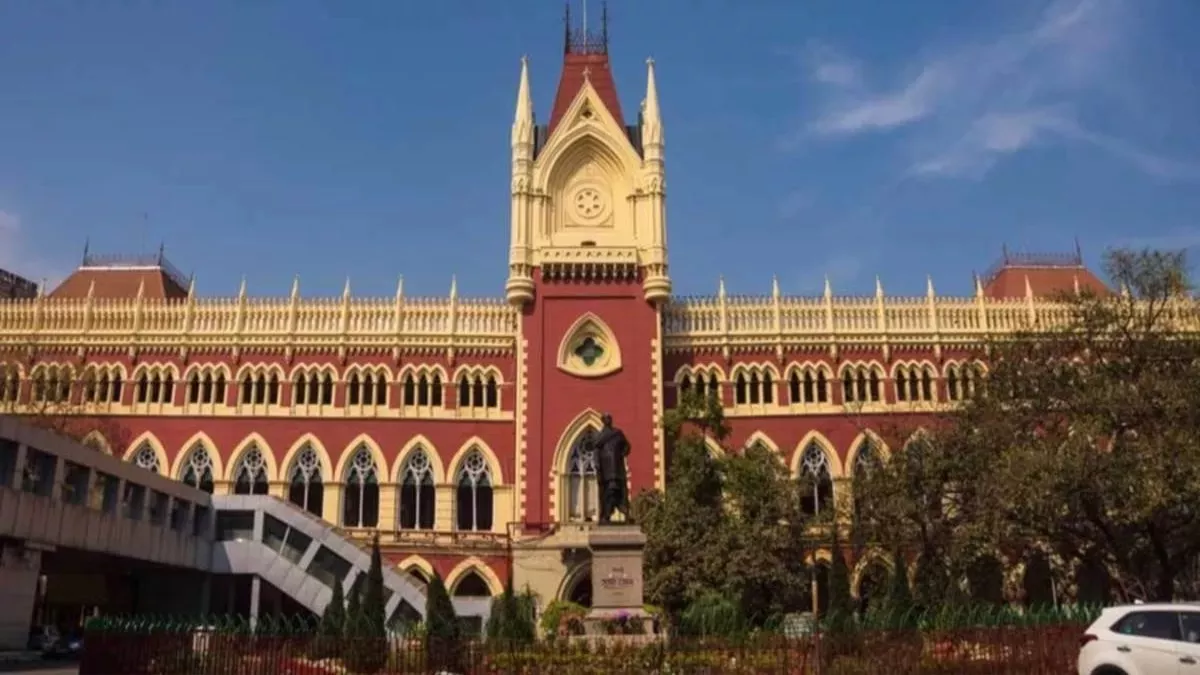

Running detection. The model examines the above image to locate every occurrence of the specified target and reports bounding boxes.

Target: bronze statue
[591,413,630,524]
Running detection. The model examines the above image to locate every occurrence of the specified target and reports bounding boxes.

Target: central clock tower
[506,20,670,526]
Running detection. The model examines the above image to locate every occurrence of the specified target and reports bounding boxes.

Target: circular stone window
[572,186,608,222]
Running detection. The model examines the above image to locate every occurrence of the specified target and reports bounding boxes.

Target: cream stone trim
[703,436,726,459]
[227,433,279,483]
[345,363,393,379]
[81,362,129,379]
[130,361,179,380]
[804,549,834,566]
[394,435,445,485]
[898,428,930,452]
[514,322,528,522]
[837,360,885,378]
[549,408,604,522]
[742,430,780,454]
[887,359,936,379]
[942,358,989,377]
[285,363,336,380]
[791,430,844,479]
[672,363,727,384]
[0,361,26,378]
[397,363,449,382]
[447,437,505,485]
[845,429,891,471]
[183,362,233,380]
[556,312,622,379]
[30,361,74,377]
[335,434,388,482]
[557,560,592,602]
[651,310,666,491]
[445,557,503,597]
[397,555,435,580]
[450,364,502,383]
[123,431,170,471]
[234,362,286,381]
[729,361,781,380]
[279,434,334,481]
[783,361,834,380]
[850,549,895,599]
[80,430,113,455]
[172,431,224,482]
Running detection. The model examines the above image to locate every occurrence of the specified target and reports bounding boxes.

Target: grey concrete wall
[0,545,40,650]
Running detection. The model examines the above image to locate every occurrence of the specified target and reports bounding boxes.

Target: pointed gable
[547,13,623,137]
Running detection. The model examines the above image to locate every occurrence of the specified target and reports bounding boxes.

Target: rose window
[574,188,604,219]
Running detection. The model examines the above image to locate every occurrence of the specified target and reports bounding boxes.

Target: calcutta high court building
[0,15,1108,610]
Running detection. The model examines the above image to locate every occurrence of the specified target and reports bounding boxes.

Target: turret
[507,56,537,306]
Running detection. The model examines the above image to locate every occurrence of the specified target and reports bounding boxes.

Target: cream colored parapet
[663,281,1200,352]
[0,292,520,353]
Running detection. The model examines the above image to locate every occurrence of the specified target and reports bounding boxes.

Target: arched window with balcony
[398,449,435,530]
[455,450,493,531]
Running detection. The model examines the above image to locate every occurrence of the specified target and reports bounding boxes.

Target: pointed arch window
[851,440,881,519]
[798,443,834,517]
[133,444,161,474]
[288,446,325,517]
[564,428,599,523]
[233,446,270,495]
[452,570,493,598]
[181,445,216,494]
[342,447,379,528]
[398,450,436,530]
[455,450,493,531]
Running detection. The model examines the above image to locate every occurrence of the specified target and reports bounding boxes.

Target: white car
[1078,603,1200,675]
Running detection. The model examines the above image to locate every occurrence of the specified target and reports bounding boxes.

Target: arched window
[343,447,379,528]
[181,445,216,493]
[455,451,493,531]
[398,450,435,530]
[233,446,270,495]
[851,439,881,518]
[452,570,493,598]
[133,444,161,474]
[798,443,834,517]
[288,446,324,517]
[565,429,599,523]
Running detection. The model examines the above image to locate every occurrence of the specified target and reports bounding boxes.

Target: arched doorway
[856,560,890,615]
[566,571,592,608]
[1022,551,1056,607]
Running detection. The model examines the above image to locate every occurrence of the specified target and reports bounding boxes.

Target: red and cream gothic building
[0,22,1109,609]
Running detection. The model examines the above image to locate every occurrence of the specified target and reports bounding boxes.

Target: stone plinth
[584,525,654,635]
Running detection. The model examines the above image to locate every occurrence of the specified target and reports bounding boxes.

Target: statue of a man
[592,413,630,524]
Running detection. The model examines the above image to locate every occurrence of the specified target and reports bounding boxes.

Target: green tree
[635,388,811,626]
[855,248,1200,603]
[424,571,461,672]
[826,529,852,619]
[880,549,914,624]
[485,576,535,644]
[345,534,389,673]
[314,579,346,657]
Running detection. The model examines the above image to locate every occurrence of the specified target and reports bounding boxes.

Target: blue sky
[1,0,1198,298]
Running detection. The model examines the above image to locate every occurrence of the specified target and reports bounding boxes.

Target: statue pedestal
[584,525,655,636]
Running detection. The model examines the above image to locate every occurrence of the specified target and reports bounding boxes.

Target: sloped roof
[48,253,189,300]
[981,251,1110,299]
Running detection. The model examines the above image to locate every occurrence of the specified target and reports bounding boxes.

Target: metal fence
[79,605,1100,674]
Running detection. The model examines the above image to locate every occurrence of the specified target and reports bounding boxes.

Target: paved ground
[0,660,77,674]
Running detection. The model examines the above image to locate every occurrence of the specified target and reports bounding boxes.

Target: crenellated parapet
[663,277,1200,358]
[0,282,520,359]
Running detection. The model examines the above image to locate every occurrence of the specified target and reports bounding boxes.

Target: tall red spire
[547,1,624,136]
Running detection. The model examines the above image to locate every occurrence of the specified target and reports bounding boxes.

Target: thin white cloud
[798,0,1199,181]
[0,210,64,289]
